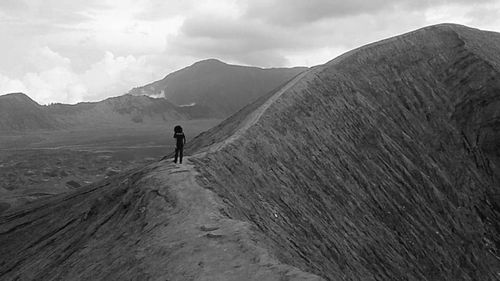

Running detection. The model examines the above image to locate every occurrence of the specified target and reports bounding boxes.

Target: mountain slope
[0,161,322,280]
[47,94,188,127]
[128,59,307,117]
[0,93,60,131]
[185,23,500,280]
[1,24,500,281]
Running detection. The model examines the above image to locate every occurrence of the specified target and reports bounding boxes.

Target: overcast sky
[1,0,499,104]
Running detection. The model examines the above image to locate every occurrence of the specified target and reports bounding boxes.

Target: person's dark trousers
[174,145,183,163]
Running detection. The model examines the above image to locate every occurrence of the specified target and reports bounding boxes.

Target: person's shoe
[173,160,177,163]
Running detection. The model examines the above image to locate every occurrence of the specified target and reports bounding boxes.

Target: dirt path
[207,70,312,153]
[139,71,324,280]
[0,157,323,280]
[145,158,323,280]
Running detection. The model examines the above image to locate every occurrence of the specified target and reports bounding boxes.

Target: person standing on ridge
[173,125,186,164]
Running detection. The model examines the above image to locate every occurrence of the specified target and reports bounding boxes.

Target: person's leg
[174,147,179,163]
[179,146,183,164]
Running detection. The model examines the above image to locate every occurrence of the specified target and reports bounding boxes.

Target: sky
[0,0,499,104]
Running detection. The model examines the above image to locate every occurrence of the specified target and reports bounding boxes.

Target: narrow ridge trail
[0,61,323,281]
[137,159,323,280]
[0,159,322,280]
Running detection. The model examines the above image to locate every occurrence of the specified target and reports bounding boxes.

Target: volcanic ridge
[1,24,500,281]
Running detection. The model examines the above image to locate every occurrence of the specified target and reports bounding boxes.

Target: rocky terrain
[1,24,500,280]
[0,148,154,214]
[129,59,307,117]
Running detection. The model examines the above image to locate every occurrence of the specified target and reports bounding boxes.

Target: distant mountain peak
[0,92,41,107]
[128,59,307,117]
[2,92,27,96]
[427,22,470,30]
[1,92,34,101]
[193,58,226,65]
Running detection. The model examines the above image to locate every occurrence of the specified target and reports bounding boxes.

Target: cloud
[23,67,85,105]
[167,15,302,66]
[244,0,388,25]
[0,75,27,95]
[0,47,84,104]
[1,0,500,104]
[243,0,495,26]
[464,2,500,29]
[165,0,500,68]
[166,2,431,67]
[0,0,107,24]
[0,47,162,104]
[80,51,157,101]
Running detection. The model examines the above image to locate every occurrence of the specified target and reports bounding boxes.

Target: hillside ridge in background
[0,93,191,131]
[1,23,500,280]
[0,93,60,131]
[0,59,306,132]
[128,58,307,117]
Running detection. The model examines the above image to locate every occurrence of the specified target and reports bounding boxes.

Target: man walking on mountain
[173,125,186,164]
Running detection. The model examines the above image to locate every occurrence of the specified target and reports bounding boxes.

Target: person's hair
[174,125,183,133]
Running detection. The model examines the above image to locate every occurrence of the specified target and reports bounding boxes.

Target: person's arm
[183,134,186,145]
